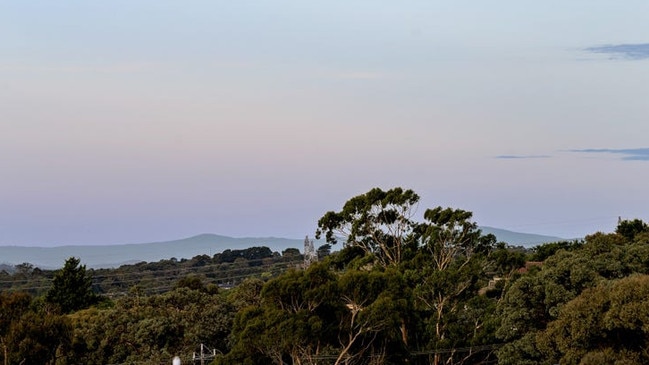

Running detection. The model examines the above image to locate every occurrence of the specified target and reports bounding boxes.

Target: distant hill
[479,226,567,247]
[0,228,567,270]
[0,234,322,269]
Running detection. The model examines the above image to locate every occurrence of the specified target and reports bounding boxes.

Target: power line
[0,259,304,294]
[0,257,301,285]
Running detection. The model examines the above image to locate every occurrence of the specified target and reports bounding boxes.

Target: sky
[2,1,649,246]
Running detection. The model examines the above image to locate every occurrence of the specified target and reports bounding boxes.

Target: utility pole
[193,344,216,365]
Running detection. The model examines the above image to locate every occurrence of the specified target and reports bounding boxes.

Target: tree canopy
[46,257,98,314]
[2,189,648,365]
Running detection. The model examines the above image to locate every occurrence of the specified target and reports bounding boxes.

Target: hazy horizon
[2,1,648,247]
[0,226,568,249]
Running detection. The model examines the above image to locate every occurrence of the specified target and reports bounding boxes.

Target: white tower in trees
[304,235,317,268]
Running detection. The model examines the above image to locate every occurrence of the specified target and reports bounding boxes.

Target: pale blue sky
[2,1,648,246]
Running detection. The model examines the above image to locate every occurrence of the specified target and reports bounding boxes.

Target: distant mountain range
[479,226,566,247]
[0,234,314,270]
[0,228,567,269]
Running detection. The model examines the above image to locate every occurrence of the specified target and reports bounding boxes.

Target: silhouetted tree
[46,257,98,313]
[616,218,649,242]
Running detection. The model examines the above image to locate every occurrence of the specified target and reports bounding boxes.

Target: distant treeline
[0,246,311,296]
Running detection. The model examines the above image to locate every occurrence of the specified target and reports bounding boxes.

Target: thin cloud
[570,148,649,161]
[495,155,552,160]
[585,43,649,60]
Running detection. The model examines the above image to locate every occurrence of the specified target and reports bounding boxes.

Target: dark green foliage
[420,206,494,257]
[281,247,301,258]
[46,257,98,314]
[530,239,583,262]
[228,277,264,310]
[537,274,649,364]
[223,262,413,365]
[0,245,298,300]
[224,187,500,365]
[327,244,368,270]
[5,189,649,365]
[497,229,649,364]
[7,310,70,365]
[0,263,53,295]
[174,275,209,292]
[616,218,649,242]
[316,187,421,267]
[489,242,527,276]
[316,243,332,259]
[214,246,274,264]
[0,292,71,365]
[64,286,234,365]
[222,262,340,365]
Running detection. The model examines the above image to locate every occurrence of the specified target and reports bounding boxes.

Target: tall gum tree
[316,187,420,268]
[317,187,498,365]
[411,208,496,365]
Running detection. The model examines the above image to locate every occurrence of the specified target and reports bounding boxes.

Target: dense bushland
[2,188,648,365]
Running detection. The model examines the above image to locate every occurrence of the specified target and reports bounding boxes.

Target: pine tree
[46,257,97,313]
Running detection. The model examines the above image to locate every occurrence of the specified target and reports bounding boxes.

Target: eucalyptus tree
[221,187,504,365]
[316,187,421,268]
[0,292,70,365]
[408,207,497,365]
[64,284,234,365]
[222,262,341,365]
[334,267,411,364]
[316,188,500,364]
[496,223,649,365]
[537,274,649,364]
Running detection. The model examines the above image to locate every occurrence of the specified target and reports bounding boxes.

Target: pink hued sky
[2,1,649,246]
